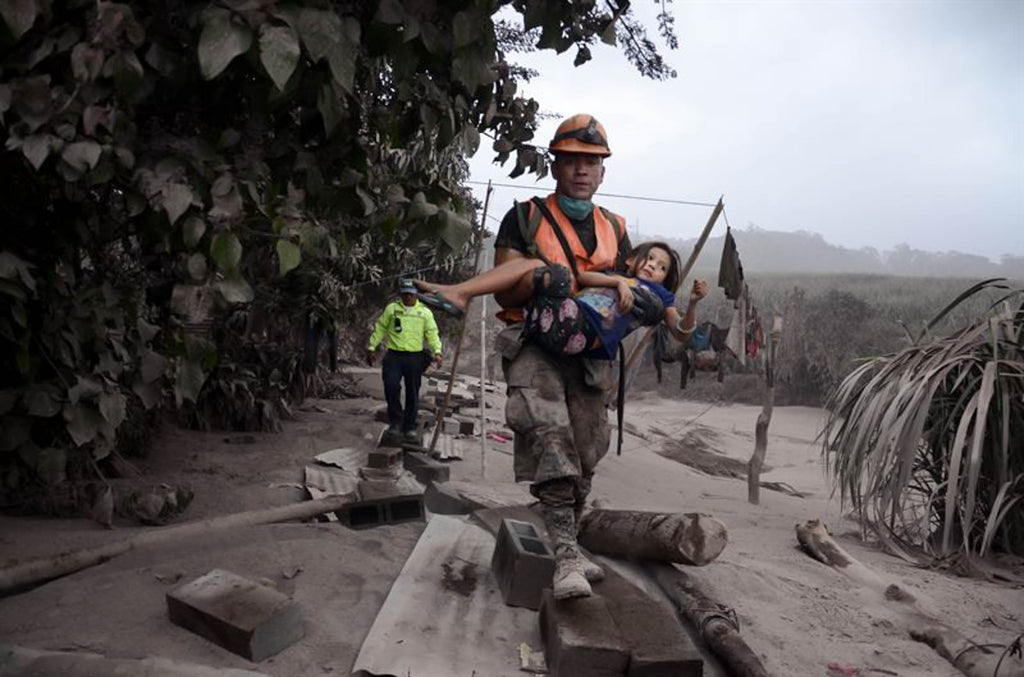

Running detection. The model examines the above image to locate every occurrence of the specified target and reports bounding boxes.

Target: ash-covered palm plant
[822,279,1023,562]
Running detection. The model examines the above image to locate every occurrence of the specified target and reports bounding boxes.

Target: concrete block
[442,418,460,435]
[367,447,402,469]
[540,589,630,677]
[453,415,478,435]
[358,474,425,525]
[424,481,470,515]
[336,500,386,529]
[491,518,555,610]
[599,567,703,677]
[359,464,403,481]
[166,569,303,662]
[403,451,450,484]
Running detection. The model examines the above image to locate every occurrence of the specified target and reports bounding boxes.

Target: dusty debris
[518,642,547,673]
[122,485,194,526]
[0,643,271,676]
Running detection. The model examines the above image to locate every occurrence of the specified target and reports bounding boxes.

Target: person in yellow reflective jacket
[367,279,443,443]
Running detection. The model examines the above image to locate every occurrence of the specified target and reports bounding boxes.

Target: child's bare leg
[416,258,544,312]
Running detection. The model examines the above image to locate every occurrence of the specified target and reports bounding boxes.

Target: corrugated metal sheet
[352,515,541,677]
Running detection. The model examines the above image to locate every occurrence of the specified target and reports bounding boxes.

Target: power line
[465,180,717,208]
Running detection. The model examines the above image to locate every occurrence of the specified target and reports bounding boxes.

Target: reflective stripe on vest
[497,194,624,324]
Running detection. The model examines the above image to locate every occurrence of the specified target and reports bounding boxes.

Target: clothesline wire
[339,188,732,293]
[465,180,718,208]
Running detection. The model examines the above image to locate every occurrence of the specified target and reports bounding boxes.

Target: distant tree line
[666,227,1023,280]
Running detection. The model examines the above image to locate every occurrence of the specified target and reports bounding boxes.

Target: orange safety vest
[497,194,626,324]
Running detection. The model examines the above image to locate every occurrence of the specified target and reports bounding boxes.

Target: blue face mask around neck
[557,194,594,221]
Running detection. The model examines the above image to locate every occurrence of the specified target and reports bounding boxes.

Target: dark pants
[382,351,426,432]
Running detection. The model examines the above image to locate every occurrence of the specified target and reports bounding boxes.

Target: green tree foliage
[0,1,678,507]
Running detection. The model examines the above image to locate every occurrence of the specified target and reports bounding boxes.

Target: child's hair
[628,241,682,292]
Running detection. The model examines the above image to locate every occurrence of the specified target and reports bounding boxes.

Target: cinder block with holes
[351,474,425,526]
[540,589,630,677]
[336,499,387,529]
[490,518,556,610]
[166,569,303,662]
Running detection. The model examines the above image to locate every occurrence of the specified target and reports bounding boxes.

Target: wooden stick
[648,562,770,677]
[748,318,782,504]
[578,509,728,566]
[0,494,354,596]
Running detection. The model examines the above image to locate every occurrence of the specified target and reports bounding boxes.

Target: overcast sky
[467,1,1023,262]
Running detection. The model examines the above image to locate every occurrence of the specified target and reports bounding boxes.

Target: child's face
[634,247,671,285]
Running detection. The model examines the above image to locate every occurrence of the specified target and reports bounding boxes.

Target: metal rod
[428,182,493,458]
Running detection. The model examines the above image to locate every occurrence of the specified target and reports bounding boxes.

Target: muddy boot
[544,505,591,600]
[573,503,604,583]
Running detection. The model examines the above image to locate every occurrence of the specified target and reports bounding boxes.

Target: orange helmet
[548,114,611,157]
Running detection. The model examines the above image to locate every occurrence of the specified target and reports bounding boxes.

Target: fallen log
[648,562,769,677]
[796,519,1024,677]
[0,494,355,596]
[578,509,728,565]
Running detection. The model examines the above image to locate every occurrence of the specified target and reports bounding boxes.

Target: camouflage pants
[497,326,613,514]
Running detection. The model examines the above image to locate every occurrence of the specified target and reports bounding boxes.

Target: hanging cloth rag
[717,227,744,302]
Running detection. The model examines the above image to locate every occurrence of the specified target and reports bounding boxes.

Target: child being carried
[416,241,708,359]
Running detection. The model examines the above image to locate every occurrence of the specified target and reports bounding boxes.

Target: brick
[599,567,703,677]
[367,447,402,469]
[166,569,303,662]
[490,518,555,610]
[424,481,470,515]
[402,450,450,484]
[540,589,629,677]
